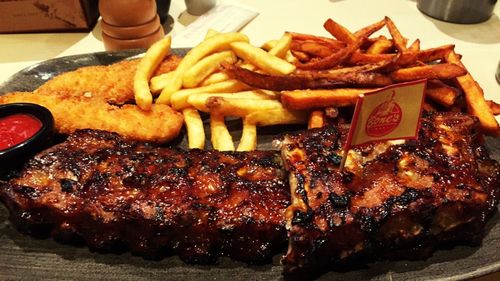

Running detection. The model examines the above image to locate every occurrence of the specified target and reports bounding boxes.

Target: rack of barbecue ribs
[0,112,498,275]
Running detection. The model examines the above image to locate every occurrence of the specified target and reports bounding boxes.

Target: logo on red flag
[339,80,427,171]
[365,91,402,137]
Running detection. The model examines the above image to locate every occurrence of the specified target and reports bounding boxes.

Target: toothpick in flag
[339,80,427,172]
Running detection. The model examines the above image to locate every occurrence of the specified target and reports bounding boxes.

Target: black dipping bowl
[0,103,54,171]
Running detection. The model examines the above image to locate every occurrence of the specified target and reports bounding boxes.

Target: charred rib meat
[280,112,499,274]
[0,129,289,263]
[0,112,498,274]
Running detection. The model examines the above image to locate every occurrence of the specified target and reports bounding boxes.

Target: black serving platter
[0,50,499,281]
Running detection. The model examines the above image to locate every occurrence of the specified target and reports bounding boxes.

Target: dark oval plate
[0,50,498,281]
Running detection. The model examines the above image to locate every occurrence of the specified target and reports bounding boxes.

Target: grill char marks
[0,112,498,274]
[280,112,499,274]
[0,129,290,263]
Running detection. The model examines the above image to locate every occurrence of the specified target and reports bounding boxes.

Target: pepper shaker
[99,0,165,51]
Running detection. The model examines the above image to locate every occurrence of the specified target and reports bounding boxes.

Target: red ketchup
[0,114,42,151]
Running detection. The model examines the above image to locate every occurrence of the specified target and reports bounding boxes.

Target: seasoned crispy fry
[156,32,249,104]
[171,79,249,110]
[298,41,333,58]
[210,114,235,151]
[486,100,500,115]
[349,52,395,65]
[268,33,292,59]
[297,35,365,70]
[353,18,386,38]
[323,18,356,43]
[366,36,393,54]
[288,32,346,49]
[182,107,205,149]
[389,63,466,82]
[189,95,284,117]
[291,50,311,62]
[446,50,499,135]
[237,117,257,151]
[417,44,454,63]
[245,108,308,126]
[281,88,371,110]
[134,36,172,110]
[425,80,459,107]
[225,64,392,91]
[385,16,407,52]
[150,71,175,93]
[183,50,237,88]
[230,41,296,75]
[408,39,421,52]
[308,110,325,129]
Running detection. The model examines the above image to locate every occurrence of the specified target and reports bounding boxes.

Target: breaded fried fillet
[35,55,181,104]
[0,91,183,143]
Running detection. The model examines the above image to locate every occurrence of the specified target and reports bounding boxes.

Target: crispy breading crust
[35,55,181,104]
[0,91,183,143]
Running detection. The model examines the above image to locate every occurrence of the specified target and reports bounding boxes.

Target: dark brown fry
[296,35,365,70]
[417,44,455,63]
[281,89,370,110]
[354,18,386,38]
[348,52,396,65]
[425,79,459,107]
[323,18,356,43]
[385,16,407,52]
[486,100,500,115]
[446,50,499,135]
[389,63,467,82]
[225,64,392,91]
[308,110,325,129]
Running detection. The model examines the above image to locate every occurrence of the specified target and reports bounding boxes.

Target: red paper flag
[340,80,427,171]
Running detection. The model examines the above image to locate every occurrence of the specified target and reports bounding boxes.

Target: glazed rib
[280,112,499,274]
[0,112,498,274]
[0,129,289,263]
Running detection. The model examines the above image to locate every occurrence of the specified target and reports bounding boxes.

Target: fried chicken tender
[35,55,181,104]
[0,91,183,143]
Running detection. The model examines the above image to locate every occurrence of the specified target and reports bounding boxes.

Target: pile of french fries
[134,17,499,151]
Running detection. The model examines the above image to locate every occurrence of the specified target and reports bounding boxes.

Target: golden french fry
[230,41,296,75]
[210,114,235,151]
[237,128,257,151]
[281,88,372,110]
[192,90,279,101]
[134,36,172,110]
[308,110,325,129]
[182,107,205,149]
[446,50,499,135]
[171,79,249,110]
[389,63,467,82]
[268,33,292,59]
[237,117,257,151]
[261,39,278,51]
[205,28,219,39]
[156,32,249,105]
[245,108,308,126]
[150,71,175,93]
[189,95,284,117]
[201,71,231,86]
[183,50,237,88]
